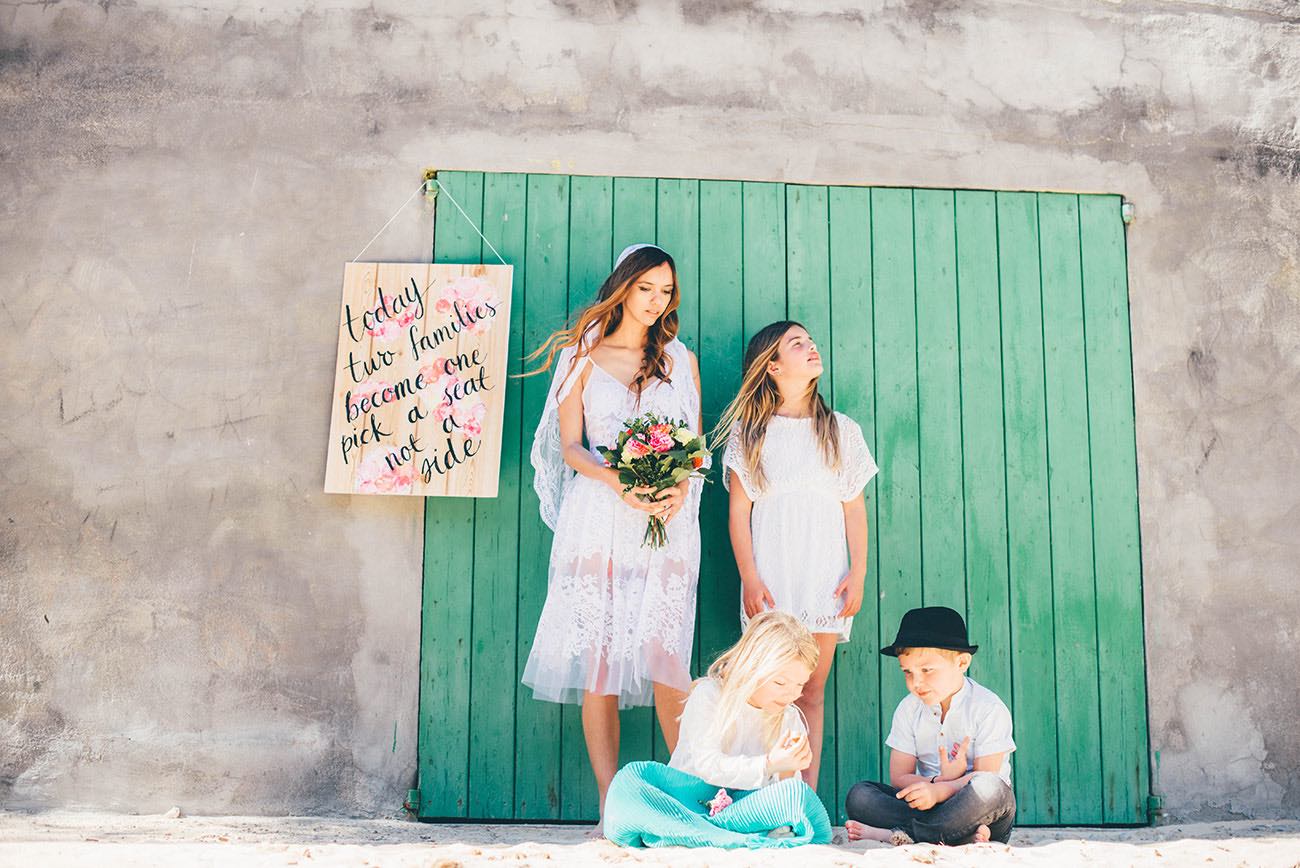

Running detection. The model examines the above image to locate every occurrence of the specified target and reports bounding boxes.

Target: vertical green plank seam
[951,191,972,625]
[993,195,1019,789]
[465,175,485,814]
[782,184,790,319]
[821,184,840,815]
[1033,194,1064,814]
[1075,195,1106,819]
[559,174,574,793]
[870,191,885,778]
[511,176,532,817]
[416,186,439,812]
[910,190,926,606]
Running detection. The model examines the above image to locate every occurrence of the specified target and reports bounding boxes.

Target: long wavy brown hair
[712,320,841,493]
[523,246,680,397]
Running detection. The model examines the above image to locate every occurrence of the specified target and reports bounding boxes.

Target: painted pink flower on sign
[363,295,420,343]
[349,379,390,416]
[436,276,499,334]
[355,450,414,495]
[419,361,457,398]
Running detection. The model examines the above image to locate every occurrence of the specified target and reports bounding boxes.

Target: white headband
[615,242,664,268]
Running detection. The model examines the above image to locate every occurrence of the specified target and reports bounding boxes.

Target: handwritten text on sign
[324,263,513,497]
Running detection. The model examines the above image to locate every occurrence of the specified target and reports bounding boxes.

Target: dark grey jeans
[844,772,1017,844]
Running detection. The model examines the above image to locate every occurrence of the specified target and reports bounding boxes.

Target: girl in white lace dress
[716,320,878,790]
[522,244,705,823]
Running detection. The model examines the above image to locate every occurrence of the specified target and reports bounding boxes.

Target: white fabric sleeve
[720,423,758,500]
[529,343,590,531]
[884,700,918,758]
[973,701,1017,758]
[837,415,879,502]
[677,683,769,791]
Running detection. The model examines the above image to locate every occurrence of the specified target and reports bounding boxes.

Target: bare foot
[971,824,991,843]
[845,820,900,844]
[586,822,605,839]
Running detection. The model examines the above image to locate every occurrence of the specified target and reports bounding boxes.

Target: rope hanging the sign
[350,174,509,266]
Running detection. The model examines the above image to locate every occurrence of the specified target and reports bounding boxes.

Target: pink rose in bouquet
[648,430,675,453]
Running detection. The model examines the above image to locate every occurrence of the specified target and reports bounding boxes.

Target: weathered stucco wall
[1,0,1296,820]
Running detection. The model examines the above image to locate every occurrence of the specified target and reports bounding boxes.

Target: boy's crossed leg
[844,772,1016,846]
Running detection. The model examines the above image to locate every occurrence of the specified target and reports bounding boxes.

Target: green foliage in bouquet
[595,412,711,548]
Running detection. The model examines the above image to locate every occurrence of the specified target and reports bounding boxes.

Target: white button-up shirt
[885,676,1015,785]
[669,678,807,790]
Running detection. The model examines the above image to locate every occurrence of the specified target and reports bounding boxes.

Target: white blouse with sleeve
[667,677,807,790]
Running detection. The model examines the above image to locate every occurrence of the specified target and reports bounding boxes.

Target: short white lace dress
[522,336,704,708]
[723,412,878,642]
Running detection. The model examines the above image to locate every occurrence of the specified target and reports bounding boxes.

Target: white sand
[2,810,1297,867]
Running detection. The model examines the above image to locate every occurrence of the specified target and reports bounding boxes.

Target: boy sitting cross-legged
[844,606,1017,846]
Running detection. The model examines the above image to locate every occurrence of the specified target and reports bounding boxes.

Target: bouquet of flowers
[596,412,710,549]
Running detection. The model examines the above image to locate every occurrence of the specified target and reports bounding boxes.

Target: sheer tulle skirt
[522,475,700,709]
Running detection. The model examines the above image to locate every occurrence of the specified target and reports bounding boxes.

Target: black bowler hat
[880,606,979,657]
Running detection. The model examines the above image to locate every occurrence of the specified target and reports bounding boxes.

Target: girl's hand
[615,483,660,513]
[741,578,776,618]
[651,480,690,524]
[833,572,865,618]
[765,732,813,777]
[938,736,970,782]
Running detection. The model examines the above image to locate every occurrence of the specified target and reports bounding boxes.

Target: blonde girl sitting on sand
[603,611,833,849]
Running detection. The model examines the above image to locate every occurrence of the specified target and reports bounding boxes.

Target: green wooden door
[417,172,1149,826]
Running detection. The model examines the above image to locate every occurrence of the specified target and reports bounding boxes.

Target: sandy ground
[1,811,1297,867]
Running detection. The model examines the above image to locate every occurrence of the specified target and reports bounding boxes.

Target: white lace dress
[723,413,878,642]
[522,337,704,709]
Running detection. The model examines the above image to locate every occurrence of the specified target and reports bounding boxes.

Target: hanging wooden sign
[324,262,513,497]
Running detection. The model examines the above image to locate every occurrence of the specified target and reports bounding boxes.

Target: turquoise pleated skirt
[604,761,833,849]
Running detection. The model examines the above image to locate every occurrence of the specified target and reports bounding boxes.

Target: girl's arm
[834,494,869,617]
[678,687,771,790]
[557,368,657,512]
[729,477,775,616]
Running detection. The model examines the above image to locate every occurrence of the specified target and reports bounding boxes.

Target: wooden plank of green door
[870,188,922,779]
[557,174,613,822]
[913,189,966,613]
[953,191,1013,707]
[611,176,658,768]
[514,173,570,818]
[828,185,878,824]
[1079,194,1148,823]
[653,178,701,763]
[787,185,834,398]
[996,191,1058,824]
[420,170,483,817]
[466,172,527,819]
[785,183,838,810]
[1038,193,1104,822]
[658,178,700,351]
[696,180,745,674]
[742,182,788,340]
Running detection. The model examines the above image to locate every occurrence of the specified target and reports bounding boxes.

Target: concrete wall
[1,0,1296,820]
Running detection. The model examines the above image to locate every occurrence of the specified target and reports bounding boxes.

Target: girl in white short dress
[717,320,878,790]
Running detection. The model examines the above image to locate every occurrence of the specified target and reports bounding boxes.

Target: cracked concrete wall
[1,0,1296,820]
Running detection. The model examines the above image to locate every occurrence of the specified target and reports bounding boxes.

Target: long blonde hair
[705,611,820,752]
[522,246,680,396]
[712,320,841,492]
